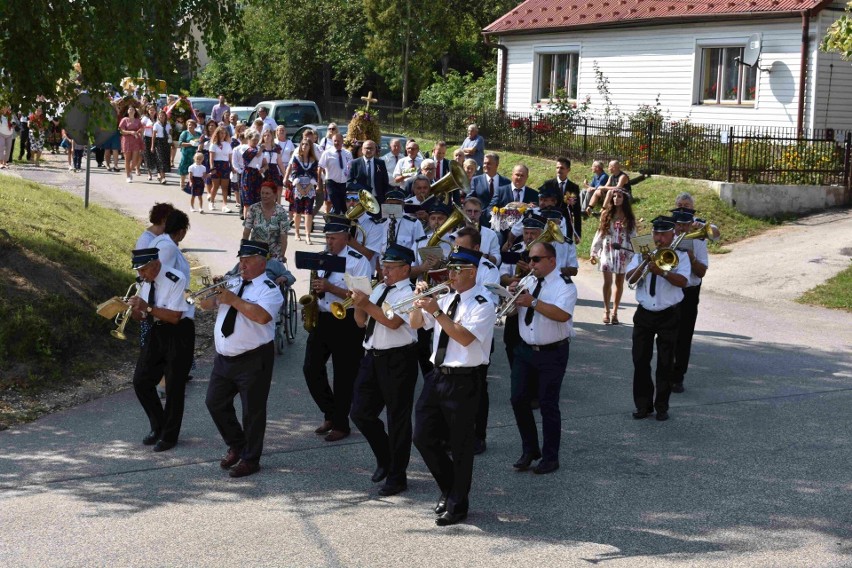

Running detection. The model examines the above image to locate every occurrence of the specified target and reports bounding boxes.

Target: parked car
[248,100,322,136]
[291,124,405,157]
[187,97,219,120]
[230,106,255,121]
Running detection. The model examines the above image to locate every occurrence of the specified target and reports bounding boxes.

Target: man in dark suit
[431,141,452,181]
[491,164,539,209]
[347,139,388,203]
[538,157,582,241]
[468,152,510,227]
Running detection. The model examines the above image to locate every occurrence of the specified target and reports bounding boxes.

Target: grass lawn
[798,264,852,311]
[0,175,142,393]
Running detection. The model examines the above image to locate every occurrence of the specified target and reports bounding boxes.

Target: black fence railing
[323,98,852,189]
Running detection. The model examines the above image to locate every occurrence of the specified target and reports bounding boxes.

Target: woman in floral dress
[288,139,320,244]
[27,107,47,166]
[119,105,145,182]
[590,189,636,325]
[243,182,289,261]
[240,130,265,219]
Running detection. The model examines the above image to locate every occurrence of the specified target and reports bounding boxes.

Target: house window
[700,47,757,105]
[538,53,579,101]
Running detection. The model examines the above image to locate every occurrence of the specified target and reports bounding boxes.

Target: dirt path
[701,208,852,303]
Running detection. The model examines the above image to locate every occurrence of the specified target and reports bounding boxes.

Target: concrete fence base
[709,181,852,217]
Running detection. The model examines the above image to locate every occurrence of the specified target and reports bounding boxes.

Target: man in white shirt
[257,106,278,134]
[670,208,709,394]
[318,133,352,214]
[127,248,194,453]
[200,240,284,478]
[383,138,404,188]
[410,246,496,526]
[626,216,691,422]
[317,123,339,154]
[304,217,373,441]
[393,139,423,185]
[509,242,577,475]
[351,244,420,497]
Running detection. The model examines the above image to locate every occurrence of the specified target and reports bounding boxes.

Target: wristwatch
[146,306,153,314]
[530,298,539,309]
[432,309,443,318]
[662,270,670,279]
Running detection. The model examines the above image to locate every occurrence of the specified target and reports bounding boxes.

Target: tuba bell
[346,189,381,220]
[426,161,469,204]
[427,202,468,247]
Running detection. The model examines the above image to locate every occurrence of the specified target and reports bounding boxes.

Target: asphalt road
[1,157,850,567]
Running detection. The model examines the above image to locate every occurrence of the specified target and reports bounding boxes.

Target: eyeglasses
[528,255,554,263]
[448,266,474,273]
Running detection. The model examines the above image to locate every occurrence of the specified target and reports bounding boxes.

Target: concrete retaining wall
[709,181,851,217]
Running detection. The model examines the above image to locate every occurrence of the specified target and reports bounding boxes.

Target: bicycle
[275,282,298,354]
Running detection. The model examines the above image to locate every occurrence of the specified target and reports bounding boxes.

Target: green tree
[821,1,852,60]
[0,0,241,109]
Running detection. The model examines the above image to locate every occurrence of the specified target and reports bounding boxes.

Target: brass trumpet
[186,279,241,305]
[628,222,713,290]
[495,274,537,326]
[111,281,142,340]
[382,283,450,318]
[330,280,380,319]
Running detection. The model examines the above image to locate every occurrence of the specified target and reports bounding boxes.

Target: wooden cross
[360,91,378,111]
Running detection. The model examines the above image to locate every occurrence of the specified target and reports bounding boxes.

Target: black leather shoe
[142,431,159,445]
[153,440,176,452]
[533,460,560,475]
[434,495,448,515]
[378,483,407,496]
[220,447,241,469]
[656,411,670,421]
[371,466,388,483]
[671,383,685,393]
[314,420,333,435]
[513,451,542,471]
[632,409,654,419]
[436,511,467,526]
[229,460,260,478]
[473,439,486,455]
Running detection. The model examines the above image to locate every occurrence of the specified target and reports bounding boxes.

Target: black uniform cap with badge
[237,239,270,258]
[446,245,482,270]
[651,216,676,233]
[382,243,415,265]
[131,248,160,269]
[538,184,561,202]
[385,189,406,203]
[427,201,452,218]
[670,209,695,225]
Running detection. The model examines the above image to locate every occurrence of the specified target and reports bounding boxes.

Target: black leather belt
[366,343,417,357]
[220,341,272,362]
[523,338,569,352]
[437,366,478,376]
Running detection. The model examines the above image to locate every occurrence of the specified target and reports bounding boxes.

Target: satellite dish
[62,93,115,147]
[742,33,762,68]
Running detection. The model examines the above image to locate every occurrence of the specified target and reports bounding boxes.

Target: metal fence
[323,98,852,188]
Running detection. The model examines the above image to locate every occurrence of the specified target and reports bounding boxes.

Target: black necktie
[434,293,461,367]
[488,177,494,199]
[388,217,397,244]
[363,285,394,344]
[221,280,250,337]
[146,283,156,323]
[366,159,372,188]
[649,273,657,297]
[514,188,521,202]
[559,181,565,193]
[524,277,544,325]
[436,161,441,178]
[337,149,343,169]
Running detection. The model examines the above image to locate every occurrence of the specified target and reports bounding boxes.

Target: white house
[483,0,852,132]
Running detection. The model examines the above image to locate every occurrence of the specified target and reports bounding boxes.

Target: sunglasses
[528,255,554,263]
[447,265,474,273]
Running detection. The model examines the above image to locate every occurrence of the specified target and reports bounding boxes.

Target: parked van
[248,100,322,136]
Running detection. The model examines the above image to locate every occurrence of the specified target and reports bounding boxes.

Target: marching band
[113,150,717,527]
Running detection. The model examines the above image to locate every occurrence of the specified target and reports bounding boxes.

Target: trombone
[111,280,142,340]
[382,283,450,318]
[495,274,537,326]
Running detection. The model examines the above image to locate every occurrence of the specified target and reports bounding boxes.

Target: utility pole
[402,0,410,108]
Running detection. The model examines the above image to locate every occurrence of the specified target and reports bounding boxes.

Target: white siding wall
[812,4,852,132]
[498,18,832,129]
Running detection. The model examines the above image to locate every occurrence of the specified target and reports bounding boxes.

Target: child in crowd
[71,138,86,172]
[187,152,208,213]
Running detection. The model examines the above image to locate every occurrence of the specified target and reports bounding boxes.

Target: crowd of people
[114,114,719,528]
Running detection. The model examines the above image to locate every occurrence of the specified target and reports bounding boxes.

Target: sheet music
[344,274,373,295]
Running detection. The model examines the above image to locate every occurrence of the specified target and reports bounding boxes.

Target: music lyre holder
[295,252,346,273]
